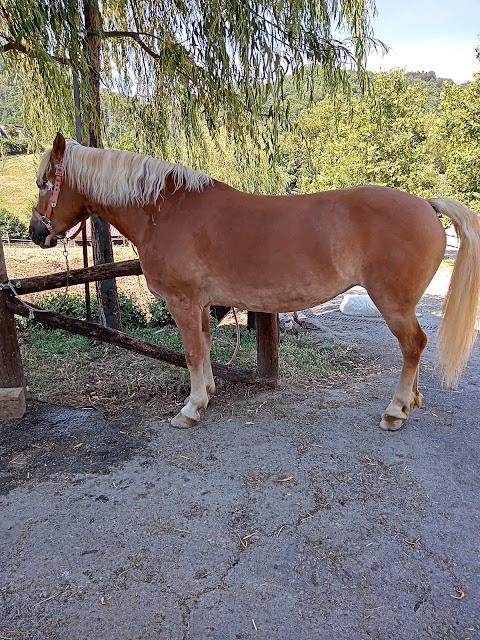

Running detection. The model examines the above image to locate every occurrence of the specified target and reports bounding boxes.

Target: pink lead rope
[226,307,241,366]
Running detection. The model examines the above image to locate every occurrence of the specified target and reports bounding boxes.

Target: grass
[0,154,39,222]
[17,319,343,417]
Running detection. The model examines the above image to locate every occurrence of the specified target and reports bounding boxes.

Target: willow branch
[93,30,161,59]
[1,38,72,66]
[2,40,28,54]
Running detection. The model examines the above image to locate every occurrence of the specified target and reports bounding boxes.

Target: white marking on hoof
[185,388,213,406]
[171,412,198,429]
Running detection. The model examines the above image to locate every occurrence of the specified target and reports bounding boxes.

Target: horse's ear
[52,132,66,161]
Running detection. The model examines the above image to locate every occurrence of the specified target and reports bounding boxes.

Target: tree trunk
[84,0,122,330]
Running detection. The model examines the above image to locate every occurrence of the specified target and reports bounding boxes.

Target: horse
[30,132,480,431]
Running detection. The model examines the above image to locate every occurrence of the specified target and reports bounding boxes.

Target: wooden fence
[0,237,279,420]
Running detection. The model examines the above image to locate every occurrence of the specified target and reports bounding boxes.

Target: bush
[34,291,147,329]
[148,297,175,328]
[3,124,19,139]
[36,292,88,320]
[117,292,147,328]
[0,208,29,239]
[0,138,28,156]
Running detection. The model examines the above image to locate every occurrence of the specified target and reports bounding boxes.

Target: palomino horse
[30,133,480,430]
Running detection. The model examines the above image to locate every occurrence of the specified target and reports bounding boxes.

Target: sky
[365,0,480,83]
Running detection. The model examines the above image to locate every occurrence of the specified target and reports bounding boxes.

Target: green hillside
[0,154,39,224]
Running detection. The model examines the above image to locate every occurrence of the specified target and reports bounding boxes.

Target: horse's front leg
[168,301,209,429]
[183,306,216,407]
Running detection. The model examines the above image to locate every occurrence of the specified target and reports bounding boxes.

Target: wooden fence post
[256,312,279,387]
[0,236,26,419]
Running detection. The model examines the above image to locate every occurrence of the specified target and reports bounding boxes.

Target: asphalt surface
[1,281,479,640]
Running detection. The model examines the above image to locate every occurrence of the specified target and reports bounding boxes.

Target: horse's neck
[91,202,150,248]
[88,177,180,246]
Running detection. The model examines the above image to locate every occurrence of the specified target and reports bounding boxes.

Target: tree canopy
[0,0,384,158]
[290,70,440,197]
[438,76,480,209]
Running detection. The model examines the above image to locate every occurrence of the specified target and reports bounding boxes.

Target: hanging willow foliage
[0,0,385,161]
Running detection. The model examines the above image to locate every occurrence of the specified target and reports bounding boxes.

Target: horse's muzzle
[29,217,58,248]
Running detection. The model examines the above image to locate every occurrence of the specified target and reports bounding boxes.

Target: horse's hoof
[380,414,405,431]
[171,412,198,429]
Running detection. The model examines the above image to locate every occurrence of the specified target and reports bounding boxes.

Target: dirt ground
[3,245,151,311]
[1,251,480,640]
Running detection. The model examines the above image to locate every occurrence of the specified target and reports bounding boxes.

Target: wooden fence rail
[6,297,255,383]
[3,259,143,295]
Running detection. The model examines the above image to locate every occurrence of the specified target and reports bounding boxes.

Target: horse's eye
[38,180,53,196]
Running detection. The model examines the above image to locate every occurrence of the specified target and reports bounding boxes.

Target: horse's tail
[427,198,480,387]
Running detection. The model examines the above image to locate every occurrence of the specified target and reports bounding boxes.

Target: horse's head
[30,132,88,248]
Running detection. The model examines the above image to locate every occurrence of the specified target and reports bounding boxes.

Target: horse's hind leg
[378,310,428,431]
[412,367,422,409]
[167,301,209,429]
[202,306,215,400]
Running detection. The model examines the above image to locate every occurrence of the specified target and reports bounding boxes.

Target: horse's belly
[209,276,355,313]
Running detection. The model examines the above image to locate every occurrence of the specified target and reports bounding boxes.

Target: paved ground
[1,260,479,640]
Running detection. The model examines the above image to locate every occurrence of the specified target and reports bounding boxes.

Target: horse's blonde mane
[37,140,213,207]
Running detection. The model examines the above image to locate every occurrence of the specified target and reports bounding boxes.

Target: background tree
[291,70,440,197]
[438,69,480,211]
[405,71,454,111]
[0,0,385,159]
[1,0,383,327]
[0,208,29,239]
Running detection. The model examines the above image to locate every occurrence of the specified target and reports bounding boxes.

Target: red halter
[33,158,65,239]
